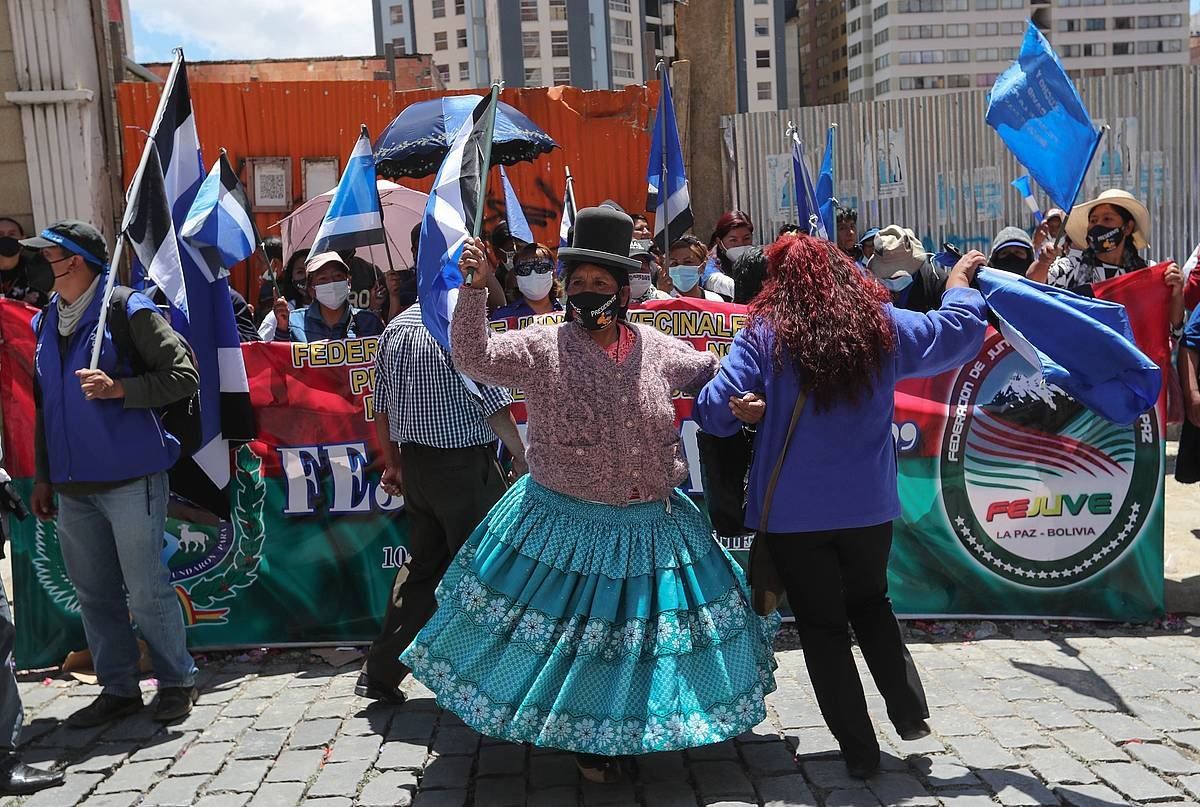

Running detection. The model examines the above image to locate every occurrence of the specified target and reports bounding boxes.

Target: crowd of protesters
[0,180,1196,795]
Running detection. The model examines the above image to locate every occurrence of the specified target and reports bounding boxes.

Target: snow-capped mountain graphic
[980,373,1086,433]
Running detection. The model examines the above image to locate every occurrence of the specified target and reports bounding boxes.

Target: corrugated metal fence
[725,66,1200,262]
[116,81,659,296]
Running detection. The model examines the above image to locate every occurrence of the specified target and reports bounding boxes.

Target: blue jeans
[0,577,22,750]
[56,473,196,697]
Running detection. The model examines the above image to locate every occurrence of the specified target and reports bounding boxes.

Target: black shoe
[153,686,198,723]
[846,759,879,780]
[66,694,143,728]
[896,719,932,742]
[0,755,64,796]
[354,673,406,705]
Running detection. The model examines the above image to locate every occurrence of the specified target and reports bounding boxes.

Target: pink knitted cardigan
[452,287,718,505]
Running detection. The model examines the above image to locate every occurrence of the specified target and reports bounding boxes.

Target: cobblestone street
[5,621,1200,806]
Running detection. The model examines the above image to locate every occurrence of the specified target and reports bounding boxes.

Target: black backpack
[39,287,204,458]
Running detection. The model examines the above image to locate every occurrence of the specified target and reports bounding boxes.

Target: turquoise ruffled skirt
[400,476,780,756]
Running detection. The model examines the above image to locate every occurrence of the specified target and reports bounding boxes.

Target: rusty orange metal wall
[116,81,659,297]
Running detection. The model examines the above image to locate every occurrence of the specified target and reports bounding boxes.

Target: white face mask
[516,271,554,302]
[314,280,350,309]
[628,272,653,300]
[723,244,752,263]
[880,273,914,293]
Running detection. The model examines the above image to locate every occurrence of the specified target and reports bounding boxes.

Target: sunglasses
[513,260,554,277]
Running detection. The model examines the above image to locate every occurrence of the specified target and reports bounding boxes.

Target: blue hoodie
[694,286,987,533]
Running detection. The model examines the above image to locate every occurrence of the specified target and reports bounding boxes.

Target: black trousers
[365,442,507,688]
[767,522,928,767]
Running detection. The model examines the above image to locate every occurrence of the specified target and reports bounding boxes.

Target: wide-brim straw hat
[1065,189,1150,251]
[867,225,927,279]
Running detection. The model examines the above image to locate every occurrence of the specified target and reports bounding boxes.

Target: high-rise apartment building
[372,0,792,112]
[846,0,1190,102]
[796,0,850,105]
[372,0,677,90]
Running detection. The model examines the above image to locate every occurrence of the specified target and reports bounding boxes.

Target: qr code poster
[248,158,292,212]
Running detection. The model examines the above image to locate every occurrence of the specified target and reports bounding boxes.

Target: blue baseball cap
[20,220,109,270]
[858,227,880,246]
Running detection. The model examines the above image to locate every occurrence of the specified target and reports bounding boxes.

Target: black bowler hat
[558,207,640,279]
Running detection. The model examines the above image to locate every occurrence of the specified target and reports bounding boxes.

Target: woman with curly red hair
[696,235,988,780]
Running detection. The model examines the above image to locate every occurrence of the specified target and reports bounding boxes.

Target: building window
[432,0,445,18]
[1085,17,1106,30]
[947,48,970,61]
[613,18,633,46]
[849,65,863,80]
[976,0,998,9]
[455,0,465,12]
[612,50,635,78]
[1138,15,1184,29]
[849,42,862,57]
[521,0,538,21]
[550,0,567,20]
[551,29,569,57]
[434,31,448,50]
[948,73,970,87]
[874,29,889,45]
[1136,39,1183,53]
[1000,0,1023,7]
[976,72,999,87]
[899,75,946,89]
[849,18,861,33]
[1113,16,1134,29]
[873,4,889,20]
[756,49,771,68]
[437,63,450,82]
[458,61,470,80]
[875,53,891,69]
[944,0,968,8]
[525,67,543,85]
[875,79,891,94]
[610,0,631,12]
[976,22,998,35]
[757,81,773,100]
[975,47,999,60]
[457,28,468,47]
[392,37,407,54]
[553,65,571,85]
[523,31,540,58]
[899,25,944,38]
[899,50,943,64]
[754,17,770,36]
[389,4,404,24]
[1112,41,1134,55]
[945,23,969,36]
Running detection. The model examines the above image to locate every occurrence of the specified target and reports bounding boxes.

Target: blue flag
[417,93,495,351]
[312,126,385,256]
[1010,174,1044,224]
[977,268,1160,425]
[181,150,259,268]
[646,63,693,250]
[986,23,1103,212]
[816,125,836,242]
[500,165,534,244]
[790,130,826,239]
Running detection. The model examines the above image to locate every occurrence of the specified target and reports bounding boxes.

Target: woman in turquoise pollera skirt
[400,208,778,782]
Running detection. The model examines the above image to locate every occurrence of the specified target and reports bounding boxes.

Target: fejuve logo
[34,446,268,625]
[939,333,1159,588]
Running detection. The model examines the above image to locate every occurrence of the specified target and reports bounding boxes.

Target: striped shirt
[374,303,511,448]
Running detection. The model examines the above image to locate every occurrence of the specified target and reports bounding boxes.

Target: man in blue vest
[25,221,201,727]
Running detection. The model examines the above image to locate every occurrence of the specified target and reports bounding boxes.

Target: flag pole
[1055,124,1109,253]
[90,133,156,370]
[465,83,501,286]
[657,61,669,253]
[565,164,575,213]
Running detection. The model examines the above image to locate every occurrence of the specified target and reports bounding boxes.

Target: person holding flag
[1033,189,1184,338]
[400,207,778,783]
[26,221,201,727]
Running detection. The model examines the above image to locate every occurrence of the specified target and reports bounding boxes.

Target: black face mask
[0,237,20,259]
[566,290,622,331]
[992,253,1032,275]
[1087,225,1125,253]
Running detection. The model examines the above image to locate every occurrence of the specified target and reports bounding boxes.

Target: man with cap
[867,225,949,314]
[857,227,880,268]
[25,220,201,727]
[271,252,384,342]
[628,239,670,303]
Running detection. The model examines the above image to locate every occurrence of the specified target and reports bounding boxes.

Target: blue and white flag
[311,126,386,256]
[181,149,259,268]
[417,92,496,351]
[130,49,253,514]
[816,125,836,242]
[1010,174,1044,224]
[500,165,534,244]
[977,268,1160,425]
[986,23,1103,212]
[790,129,826,239]
[646,63,693,250]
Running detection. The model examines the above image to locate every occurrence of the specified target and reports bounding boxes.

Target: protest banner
[0,287,1166,669]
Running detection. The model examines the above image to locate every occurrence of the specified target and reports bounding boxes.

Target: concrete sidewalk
[8,619,1200,806]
